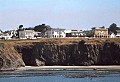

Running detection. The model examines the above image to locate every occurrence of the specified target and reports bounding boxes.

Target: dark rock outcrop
[15,41,120,66]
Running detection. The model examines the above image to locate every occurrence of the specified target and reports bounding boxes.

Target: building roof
[95,28,108,31]
[71,30,78,32]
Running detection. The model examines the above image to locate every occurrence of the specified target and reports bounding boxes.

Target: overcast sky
[0,0,120,31]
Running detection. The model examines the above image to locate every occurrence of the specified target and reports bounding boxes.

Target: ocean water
[0,70,120,82]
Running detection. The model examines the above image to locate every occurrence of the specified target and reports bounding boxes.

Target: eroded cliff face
[0,39,120,70]
[99,42,120,65]
[0,43,25,70]
[16,40,120,66]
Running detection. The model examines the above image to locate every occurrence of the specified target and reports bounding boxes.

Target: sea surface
[0,69,120,82]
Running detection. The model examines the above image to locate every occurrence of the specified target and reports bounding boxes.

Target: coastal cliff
[0,38,120,70]
[0,43,25,70]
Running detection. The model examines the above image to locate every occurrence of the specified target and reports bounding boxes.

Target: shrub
[79,40,85,44]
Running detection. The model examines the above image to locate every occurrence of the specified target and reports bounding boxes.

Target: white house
[45,28,66,38]
[0,30,16,40]
[0,33,12,40]
[34,32,42,38]
[71,30,79,37]
[116,30,120,37]
[19,30,36,39]
[8,30,18,38]
[0,30,3,39]
[110,33,116,38]
[64,30,71,37]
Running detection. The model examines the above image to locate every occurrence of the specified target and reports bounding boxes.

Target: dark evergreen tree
[19,25,23,29]
[34,24,50,32]
[108,23,120,34]
[34,24,51,37]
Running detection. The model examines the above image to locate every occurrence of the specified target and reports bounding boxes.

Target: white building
[0,30,17,40]
[45,28,66,38]
[8,30,17,38]
[65,30,85,37]
[19,30,36,39]
[71,30,79,37]
[0,33,12,40]
[110,33,116,38]
[34,32,42,38]
[116,30,120,37]
[0,30,3,39]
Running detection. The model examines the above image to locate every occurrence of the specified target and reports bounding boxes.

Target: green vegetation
[108,23,120,34]
[78,40,86,44]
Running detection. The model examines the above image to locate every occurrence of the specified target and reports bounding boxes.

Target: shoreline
[15,66,120,71]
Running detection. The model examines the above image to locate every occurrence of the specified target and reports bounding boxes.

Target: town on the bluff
[0,23,120,40]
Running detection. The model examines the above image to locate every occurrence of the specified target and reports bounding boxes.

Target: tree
[110,23,117,28]
[25,27,34,30]
[0,29,3,33]
[34,24,51,37]
[34,24,51,32]
[108,23,120,34]
[19,25,23,29]
[100,26,105,28]
[91,27,96,30]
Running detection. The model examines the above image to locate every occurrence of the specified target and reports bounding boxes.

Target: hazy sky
[0,0,120,31]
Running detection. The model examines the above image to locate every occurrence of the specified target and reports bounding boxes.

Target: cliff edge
[0,38,120,70]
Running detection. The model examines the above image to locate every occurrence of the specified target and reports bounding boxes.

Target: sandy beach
[16,66,120,71]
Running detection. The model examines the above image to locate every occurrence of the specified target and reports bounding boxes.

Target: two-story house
[93,28,108,38]
[45,28,66,38]
[18,30,36,39]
